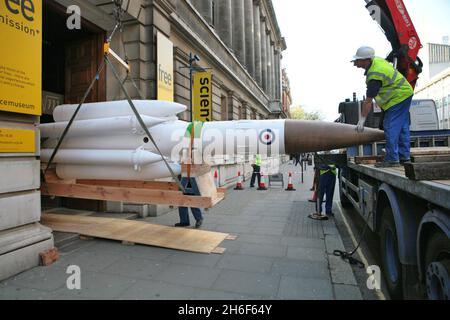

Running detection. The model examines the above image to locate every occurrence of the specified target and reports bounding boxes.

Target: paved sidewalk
[0,163,362,300]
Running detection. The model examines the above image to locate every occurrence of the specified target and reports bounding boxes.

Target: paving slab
[216,254,274,273]
[212,270,280,297]
[333,284,364,300]
[277,276,334,300]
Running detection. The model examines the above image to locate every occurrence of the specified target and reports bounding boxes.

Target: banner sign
[192,71,212,122]
[0,128,36,153]
[0,0,42,115]
[156,31,174,102]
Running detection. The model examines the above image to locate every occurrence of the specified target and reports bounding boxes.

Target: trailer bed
[347,161,450,210]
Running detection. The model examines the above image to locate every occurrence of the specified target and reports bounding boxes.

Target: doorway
[41,0,106,123]
[41,0,107,211]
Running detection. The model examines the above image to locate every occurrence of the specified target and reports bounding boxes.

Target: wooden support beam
[75,179,179,191]
[404,162,450,181]
[41,181,223,208]
[355,155,384,165]
[410,147,450,156]
[411,154,450,163]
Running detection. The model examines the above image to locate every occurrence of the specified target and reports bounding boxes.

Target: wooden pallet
[42,213,229,254]
[41,165,226,209]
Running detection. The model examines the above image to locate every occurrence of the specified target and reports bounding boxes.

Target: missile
[40,115,173,138]
[52,100,187,121]
[40,148,163,167]
[40,100,385,180]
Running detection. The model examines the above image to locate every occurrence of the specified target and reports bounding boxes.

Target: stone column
[266,32,272,98]
[260,16,267,92]
[244,0,255,76]
[232,0,246,66]
[192,0,213,25]
[253,0,262,86]
[270,42,277,99]
[217,0,232,48]
[275,49,281,100]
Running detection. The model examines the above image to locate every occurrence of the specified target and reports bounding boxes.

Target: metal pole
[301,160,304,184]
[189,53,193,123]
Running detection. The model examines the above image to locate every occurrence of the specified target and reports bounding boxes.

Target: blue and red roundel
[259,129,276,145]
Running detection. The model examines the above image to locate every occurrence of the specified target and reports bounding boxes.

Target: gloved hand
[356,116,366,133]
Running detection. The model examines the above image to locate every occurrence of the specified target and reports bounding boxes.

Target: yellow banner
[157,32,174,102]
[0,128,36,153]
[0,0,42,115]
[193,71,212,122]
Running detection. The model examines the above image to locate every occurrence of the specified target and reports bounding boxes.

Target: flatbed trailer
[339,144,450,300]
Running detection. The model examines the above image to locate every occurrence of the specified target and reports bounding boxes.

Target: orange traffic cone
[258,172,268,190]
[285,172,296,191]
[214,170,219,188]
[234,171,244,190]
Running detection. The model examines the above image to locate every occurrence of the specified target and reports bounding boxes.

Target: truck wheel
[424,232,450,300]
[380,206,403,299]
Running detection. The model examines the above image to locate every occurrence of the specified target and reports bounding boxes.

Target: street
[0,161,381,300]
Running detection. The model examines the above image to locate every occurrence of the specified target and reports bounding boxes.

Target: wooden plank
[41,213,229,254]
[181,164,212,177]
[41,182,216,208]
[355,156,383,165]
[410,147,450,156]
[44,169,76,184]
[75,179,179,191]
[404,162,450,181]
[211,247,226,254]
[411,154,450,163]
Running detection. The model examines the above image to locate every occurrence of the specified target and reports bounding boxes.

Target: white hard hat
[351,46,375,61]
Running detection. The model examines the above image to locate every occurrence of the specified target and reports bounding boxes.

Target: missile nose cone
[284,120,385,154]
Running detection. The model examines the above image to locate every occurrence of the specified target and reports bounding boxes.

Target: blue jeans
[317,173,336,215]
[178,207,203,225]
[383,96,413,162]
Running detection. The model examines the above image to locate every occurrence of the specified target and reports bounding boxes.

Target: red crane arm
[366,0,423,88]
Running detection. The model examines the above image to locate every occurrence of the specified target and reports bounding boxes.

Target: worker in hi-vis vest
[317,163,337,218]
[250,154,262,188]
[352,46,414,168]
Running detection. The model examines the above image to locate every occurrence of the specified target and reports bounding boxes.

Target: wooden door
[65,34,105,104]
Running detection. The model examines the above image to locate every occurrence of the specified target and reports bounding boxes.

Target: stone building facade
[37,0,288,214]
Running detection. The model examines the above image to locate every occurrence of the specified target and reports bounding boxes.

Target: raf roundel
[259,129,276,146]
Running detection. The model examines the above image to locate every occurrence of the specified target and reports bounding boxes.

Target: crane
[365,0,423,88]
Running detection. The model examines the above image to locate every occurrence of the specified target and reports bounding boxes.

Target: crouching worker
[309,163,337,221]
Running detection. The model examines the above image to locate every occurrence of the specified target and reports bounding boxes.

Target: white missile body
[40,148,163,167]
[40,115,172,138]
[40,100,385,181]
[52,100,187,121]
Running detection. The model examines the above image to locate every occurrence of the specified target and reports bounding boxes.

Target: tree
[289,105,323,120]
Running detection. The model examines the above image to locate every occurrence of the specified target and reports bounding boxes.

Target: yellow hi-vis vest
[255,155,262,166]
[366,57,414,111]
[320,164,337,176]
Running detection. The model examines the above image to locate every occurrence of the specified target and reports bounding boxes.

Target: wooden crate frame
[41,166,226,209]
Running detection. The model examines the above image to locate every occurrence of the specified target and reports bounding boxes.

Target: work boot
[195,219,203,228]
[174,222,190,227]
[400,158,411,164]
[375,161,401,168]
